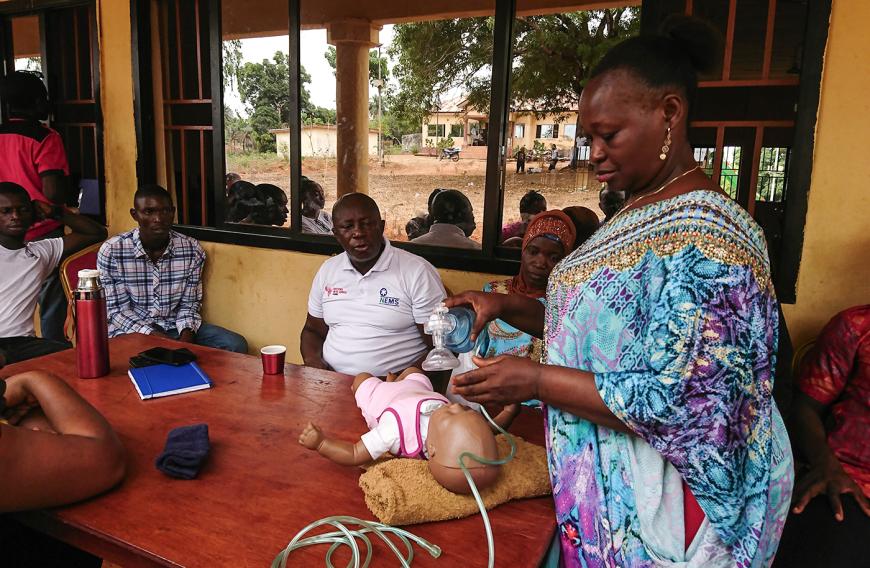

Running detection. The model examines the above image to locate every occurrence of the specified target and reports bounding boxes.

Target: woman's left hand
[451,355,542,406]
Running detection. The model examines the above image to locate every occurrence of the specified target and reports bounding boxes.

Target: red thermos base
[76,298,110,378]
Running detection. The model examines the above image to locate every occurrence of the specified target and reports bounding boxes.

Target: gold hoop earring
[659,127,671,161]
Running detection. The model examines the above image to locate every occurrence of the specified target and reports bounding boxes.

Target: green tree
[325,47,418,141]
[389,9,640,165]
[237,51,325,152]
[222,40,243,90]
[324,46,389,88]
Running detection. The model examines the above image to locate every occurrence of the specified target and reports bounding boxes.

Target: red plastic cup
[260,345,286,375]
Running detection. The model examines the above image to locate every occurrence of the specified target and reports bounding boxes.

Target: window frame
[130,0,832,293]
[132,0,522,276]
[535,123,558,139]
[427,123,446,138]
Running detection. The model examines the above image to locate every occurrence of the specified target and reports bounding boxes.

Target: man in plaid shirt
[97,185,247,352]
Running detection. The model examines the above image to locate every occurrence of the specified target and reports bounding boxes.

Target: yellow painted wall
[97,0,139,234]
[199,242,498,360]
[780,0,870,348]
[95,0,866,359]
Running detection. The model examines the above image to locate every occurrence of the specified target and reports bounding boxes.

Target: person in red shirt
[774,305,870,568]
[0,71,71,342]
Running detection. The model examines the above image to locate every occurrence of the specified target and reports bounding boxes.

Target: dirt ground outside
[226,153,604,242]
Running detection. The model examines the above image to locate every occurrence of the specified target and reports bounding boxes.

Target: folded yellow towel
[358,435,551,526]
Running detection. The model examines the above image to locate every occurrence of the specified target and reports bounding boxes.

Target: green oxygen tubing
[273,406,518,568]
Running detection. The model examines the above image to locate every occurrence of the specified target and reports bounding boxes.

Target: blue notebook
[127,362,213,400]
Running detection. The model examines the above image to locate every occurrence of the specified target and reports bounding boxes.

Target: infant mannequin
[299,367,519,494]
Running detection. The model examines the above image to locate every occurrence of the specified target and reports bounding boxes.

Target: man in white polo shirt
[301,193,446,379]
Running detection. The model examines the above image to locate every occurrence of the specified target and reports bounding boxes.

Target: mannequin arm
[299,422,373,466]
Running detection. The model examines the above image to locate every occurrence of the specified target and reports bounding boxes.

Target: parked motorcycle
[439,147,460,162]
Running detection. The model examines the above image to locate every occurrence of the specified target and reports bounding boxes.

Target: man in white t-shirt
[301,193,446,379]
[0,182,107,366]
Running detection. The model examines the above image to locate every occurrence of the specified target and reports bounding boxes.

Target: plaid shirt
[798,304,870,495]
[97,229,205,337]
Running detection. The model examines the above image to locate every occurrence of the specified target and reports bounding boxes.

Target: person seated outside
[0,71,72,342]
[226,180,257,223]
[478,211,576,362]
[0,370,125,566]
[97,184,247,353]
[225,181,285,226]
[405,188,444,241]
[599,186,627,222]
[561,206,600,250]
[301,193,446,379]
[224,172,241,196]
[773,305,870,568]
[501,190,546,243]
[257,183,289,226]
[410,189,479,250]
[0,182,107,366]
[300,176,333,234]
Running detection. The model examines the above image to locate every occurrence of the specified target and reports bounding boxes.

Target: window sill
[173,224,521,276]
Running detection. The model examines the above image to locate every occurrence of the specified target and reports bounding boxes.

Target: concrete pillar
[327,20,380,197]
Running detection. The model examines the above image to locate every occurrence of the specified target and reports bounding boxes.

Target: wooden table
[5,335,555,567]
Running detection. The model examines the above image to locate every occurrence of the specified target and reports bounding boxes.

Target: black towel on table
[155,423,210,479]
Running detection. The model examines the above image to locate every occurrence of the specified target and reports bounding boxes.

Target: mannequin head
[425,403,501,494]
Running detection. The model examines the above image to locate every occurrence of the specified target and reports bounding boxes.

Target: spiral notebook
[127,362,213,400]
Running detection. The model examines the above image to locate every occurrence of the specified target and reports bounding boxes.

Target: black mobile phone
[138,347,197,366]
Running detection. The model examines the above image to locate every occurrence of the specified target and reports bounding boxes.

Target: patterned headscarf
[522,210,577,253]
[510,210,577,298]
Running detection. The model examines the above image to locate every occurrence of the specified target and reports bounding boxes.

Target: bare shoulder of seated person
[0,371,126,512]
[298,367,520,494]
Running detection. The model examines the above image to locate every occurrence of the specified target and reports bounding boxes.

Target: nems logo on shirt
[378,287,400,307]
[325,286,347,297]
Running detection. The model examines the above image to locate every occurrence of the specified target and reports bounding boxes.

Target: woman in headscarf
[477,210,576,361]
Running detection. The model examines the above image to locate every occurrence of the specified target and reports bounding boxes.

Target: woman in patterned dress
[447,17,793,568]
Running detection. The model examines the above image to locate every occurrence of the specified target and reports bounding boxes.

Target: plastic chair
[59,242,103,342]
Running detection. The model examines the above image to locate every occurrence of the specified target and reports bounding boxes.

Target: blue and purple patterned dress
[543,190,793,567]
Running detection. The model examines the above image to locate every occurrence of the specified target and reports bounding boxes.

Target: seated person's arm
[300,314,332,370]
[789,393,870,518]
[299,422,373,466]
[408,265,447,380]
[0,371,126,512]
[408,323,451,392]
[173,247,205,343]
[790,312,870,519]
[40,173,67,205]
[35,130,70,205]
[97,245,152,335]
[44,203,108,257]
[490,403,521,432]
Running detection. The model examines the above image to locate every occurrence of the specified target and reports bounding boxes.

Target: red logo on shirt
[325,286,347,296]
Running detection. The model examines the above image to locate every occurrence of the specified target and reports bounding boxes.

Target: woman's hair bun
[660,15,722,75]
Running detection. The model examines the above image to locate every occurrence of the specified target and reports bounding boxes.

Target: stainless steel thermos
[75,269,110,378]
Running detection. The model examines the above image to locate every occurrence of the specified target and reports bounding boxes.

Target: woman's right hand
[444,291,505,341]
